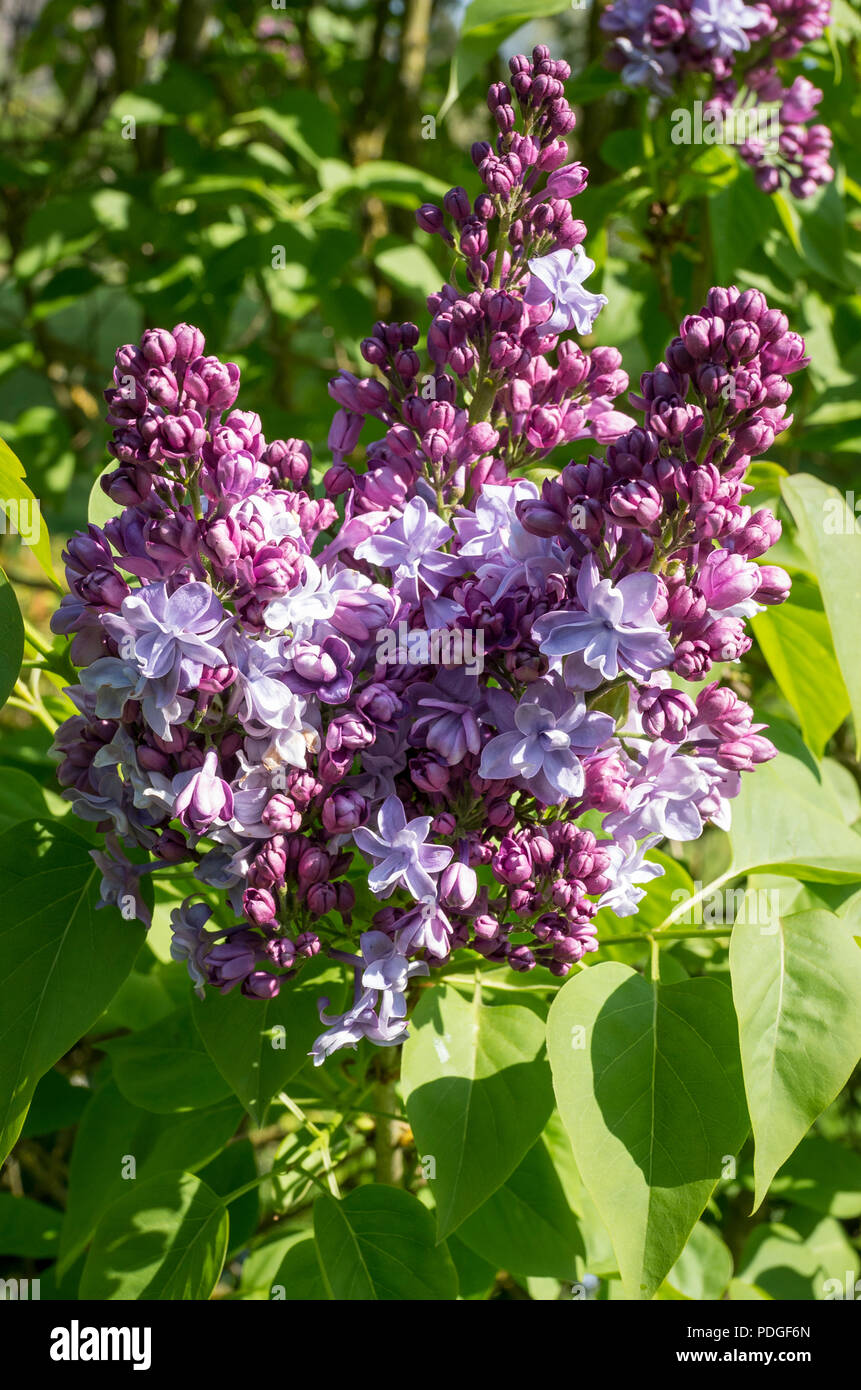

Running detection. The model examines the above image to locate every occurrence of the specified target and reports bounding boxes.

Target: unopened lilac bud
[638,686,696,742]
[262,795,302,833]
[440,862,478,910]
[173,749,234,833]
[472,913,501,942]
[244,887,277,926]
[183,355,240,411]
[298,846,331,891]
[307,882,337,916]
[328,409,363,457]
[443,186,471,223]
[321,790,368,835]
[172,322,205,362]
[755,564,791,606]
[416,203,447,236]
[140,327,176,366]
[546,162,588,197]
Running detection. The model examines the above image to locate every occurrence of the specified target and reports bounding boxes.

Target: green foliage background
[0,0,859,1304]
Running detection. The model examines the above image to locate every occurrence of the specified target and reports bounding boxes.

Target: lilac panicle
[49,49,796,1063]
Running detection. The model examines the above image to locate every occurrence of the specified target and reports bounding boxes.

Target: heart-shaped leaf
[401,984,554,1238]
[547,962,749,1299]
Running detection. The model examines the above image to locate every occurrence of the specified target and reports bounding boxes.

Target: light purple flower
[352,793,453,900]
[689,0,760,57]
[227,634,311,762]
[598,834,664,917]
[170,898,215,998]
[394,898,454,959]
[534,555,674,681]
[310,987,407,1064]
[605,742,712,841]
[524,247,608,337]
[102,581,231,732]
[408,667,484,765]
[455,481,564,602]
[614,37,677,97]
[479,675,615,805]
[90,834,155,926]
[310,934,429,1064]
[354,497,462,605]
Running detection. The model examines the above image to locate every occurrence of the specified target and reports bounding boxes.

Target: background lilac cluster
[602,0,834,197]
[51,47,797,1064]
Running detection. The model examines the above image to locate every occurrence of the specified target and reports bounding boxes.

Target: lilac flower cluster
[51,50,796,1063]
[602,0,834,197]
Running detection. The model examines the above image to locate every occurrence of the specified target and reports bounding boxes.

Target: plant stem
[373,1046,405,1186]
[655,870,737,931]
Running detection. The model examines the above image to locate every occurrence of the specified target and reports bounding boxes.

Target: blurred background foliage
[0,0,860,1302]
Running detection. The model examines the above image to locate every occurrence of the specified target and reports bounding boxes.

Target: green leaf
[447,1235,498,1300]
[752,577,850,757]
[191,956,344,1126]
[456,1137,584,1280]
[239,1229,326,1300]
[80,1171,229,1300]
[58,1079,240,1274]
[198,1139,259,1254]
[401,984,554,1238]
[0,767,68,835]
[268,1237,329,1300]
[761,1135,861,1219]
[782,474,861,756]
[547,963,749,1299]
[0,1193,61,1256]
[439,0,572,118]
[313,1185,458,1300]
[0,569,23,712]
[374,244,444,302]
[0,820,146,1165]
[724,718,861,882]
[234,94,338,169]
[730,908,861,1208]
[102,1006,235,1114]
[0,433,59,585]
[663,1222,733,1301]
[20,1067,88,1137]
[736,1211,859,1301]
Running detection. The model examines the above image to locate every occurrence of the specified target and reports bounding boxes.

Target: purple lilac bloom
[605,743,713,841]
[47,47,797,1057]
[689,0,760,56]
[534,555,674,681]
[479,675,615,805]
[102,581,231,735]
[599,835,664,916]
[352,794,453,900]
[524,248,609,337]
[355,497,463,607]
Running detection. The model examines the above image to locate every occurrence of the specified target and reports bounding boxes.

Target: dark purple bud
[140,328,176,366]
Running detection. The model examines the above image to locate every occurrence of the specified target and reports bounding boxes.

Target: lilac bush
[602,0,834,197]
[51,47,800,1063]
